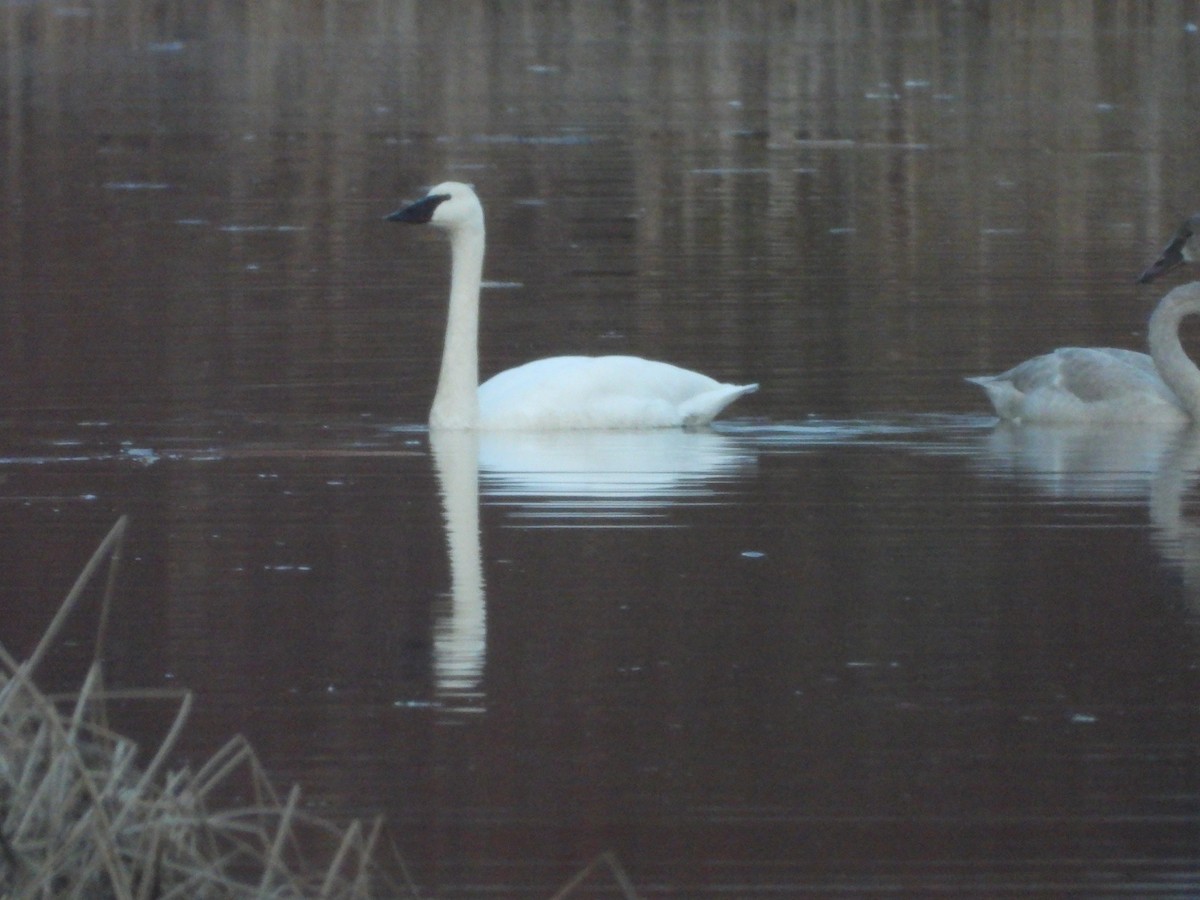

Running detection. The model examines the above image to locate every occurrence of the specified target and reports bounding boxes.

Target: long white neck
[430,222,485,429]
[1148,282,1200,420]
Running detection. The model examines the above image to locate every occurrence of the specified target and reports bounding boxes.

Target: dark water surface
[3,2,1200,896]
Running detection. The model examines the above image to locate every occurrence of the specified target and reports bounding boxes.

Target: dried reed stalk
[0,517,414,899]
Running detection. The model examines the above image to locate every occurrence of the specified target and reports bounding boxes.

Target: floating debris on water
[470,133,593,145]
[103,181,170,191]
[690,167,773,175]
[218,224,306,233]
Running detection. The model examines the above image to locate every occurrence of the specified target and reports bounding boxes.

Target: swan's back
[477,355,758,430]
[968,347,1186,423]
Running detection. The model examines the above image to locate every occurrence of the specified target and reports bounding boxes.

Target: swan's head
[385,182,483,233]
[1138,213,1200,284]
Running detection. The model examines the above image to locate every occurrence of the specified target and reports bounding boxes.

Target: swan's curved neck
[1149,283,1200,419]
[431,223,484,429]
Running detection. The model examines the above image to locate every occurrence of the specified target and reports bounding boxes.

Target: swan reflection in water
[1146,427,1200,614]
[976,421,1200,616]
[479,428,755,525]
[428,429,484,713]
[976,421,1188,499]
[428,428,756,713]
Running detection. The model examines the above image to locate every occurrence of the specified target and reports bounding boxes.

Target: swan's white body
[968,282,1200,424]
[388,182,757,430]
[477,355,753,430]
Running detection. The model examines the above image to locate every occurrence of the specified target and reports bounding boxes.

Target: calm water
[2,1,1200,895]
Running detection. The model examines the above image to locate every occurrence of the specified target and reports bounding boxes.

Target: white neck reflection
[976,421,1200,617]
[1148,427,1200,618]
[429,429,485,713]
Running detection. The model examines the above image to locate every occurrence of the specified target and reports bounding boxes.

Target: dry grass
[0,516,414,899]
[0,516,640,899]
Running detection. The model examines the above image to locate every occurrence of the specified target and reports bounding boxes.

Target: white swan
[386,182,758,430]
[966,214,1200,423]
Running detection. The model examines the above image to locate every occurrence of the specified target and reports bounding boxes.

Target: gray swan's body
[967,214,1200,424]
[387,182,757,430]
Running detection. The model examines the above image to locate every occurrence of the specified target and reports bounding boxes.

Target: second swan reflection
[977,421,1200,619]
[968,215,1200,424]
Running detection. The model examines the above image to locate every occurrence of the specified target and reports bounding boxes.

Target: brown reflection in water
[2,1,1200,895]
[2,2,1199,422]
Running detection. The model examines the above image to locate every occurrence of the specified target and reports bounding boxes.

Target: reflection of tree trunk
[7,0,1192,425]
[430,428,486,712]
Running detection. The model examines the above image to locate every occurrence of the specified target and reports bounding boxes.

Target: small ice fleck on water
[103,182,170,191]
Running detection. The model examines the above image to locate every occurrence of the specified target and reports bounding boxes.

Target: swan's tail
[965,374,1020,420]
[680,383,758,426]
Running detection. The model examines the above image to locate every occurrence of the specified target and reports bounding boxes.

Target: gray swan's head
[1138,212,1200,284]
[385,182,483,233]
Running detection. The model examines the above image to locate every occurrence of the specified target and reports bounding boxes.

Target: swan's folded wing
[968,347,1184,422]
[1051,348,1175,404]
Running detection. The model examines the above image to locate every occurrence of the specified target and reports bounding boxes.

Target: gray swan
[967,214,1200,423]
